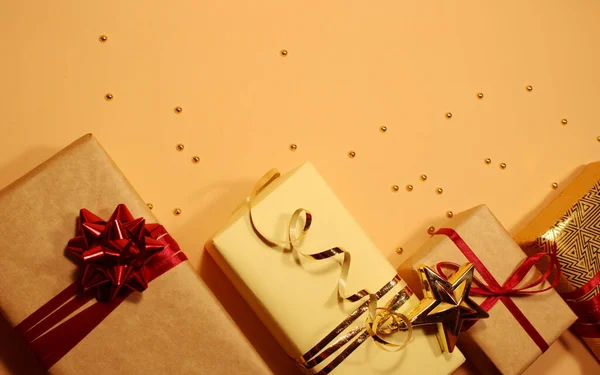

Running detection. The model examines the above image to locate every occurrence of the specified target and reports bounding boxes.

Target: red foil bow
[15,204,188,369]
[434,228,560,353]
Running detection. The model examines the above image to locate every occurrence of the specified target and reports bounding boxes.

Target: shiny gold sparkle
[147,203,154,210]
[99,35,108,43]
[173,208,182,216]
[446,211,454,218]
[500,163,507,169]
[526,85,533,92]
[348,151,356,158]
[428,226,436,234]
[380,126,388,133]
[420,174,428,181]
[392,185,400,192]
[445,112,453,119]
[561,118,568,125]
[406,184,414,192]
[552,182,559,189]
[289,144,297,151]
[192,156,200,163]
[396,247,404,255]
[477,93,484,99]
[484,158,492,164]
[436,188,444,194]
[174,106,183,114]
[280,49,288,56]
[104,93,113,101]
[597,136,600,142]
[176,143,185,151]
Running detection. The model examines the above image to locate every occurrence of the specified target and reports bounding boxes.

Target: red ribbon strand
[434,228,561,353]
[15,205,187,369]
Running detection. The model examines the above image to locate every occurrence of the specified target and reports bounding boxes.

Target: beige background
[0,1,599,374]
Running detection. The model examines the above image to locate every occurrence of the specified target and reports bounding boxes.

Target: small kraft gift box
[207,163,466,375]
[0,134,269,374]
[400,205,577,375]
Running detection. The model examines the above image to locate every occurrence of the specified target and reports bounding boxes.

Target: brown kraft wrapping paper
[399,205,577,375]
[515,161,600,361]
[0,134,269,374]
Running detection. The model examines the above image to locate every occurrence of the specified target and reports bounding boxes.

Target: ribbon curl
[248,169,413,373]
[433,228,560,352]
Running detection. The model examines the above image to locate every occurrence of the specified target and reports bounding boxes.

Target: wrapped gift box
[0,134,269,374]
[208,163,465,374]
[400,205,577,375]
[515,161,600,361]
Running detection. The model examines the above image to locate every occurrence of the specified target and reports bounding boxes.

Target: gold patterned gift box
[400,205,577,375]
[208,163,465,374]
[515,161,600,361]
[0,134,269,374]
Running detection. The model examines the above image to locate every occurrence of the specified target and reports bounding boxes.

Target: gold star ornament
[407,263,489,352]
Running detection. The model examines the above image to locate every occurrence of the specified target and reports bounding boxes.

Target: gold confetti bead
[104,93,113,101]
[176,143,185,151]
[484,158,492,164]
[173,208,182,216]
[280,49,288,56]
[192,156,200,163]
[561,118,568,125]
[552,182,559,189]
[420,174,427,181]
[526,85,533,91]
[500,163,507,169]
[436,188,443,194]
[147,203,154,210]
[445,112,453,119]
[392,185,400,192]
[348,151,356,158]
[446,211,454,218]
[597,136,600,142]
[477,92,484,99]
[380,126,387,132]
[289,143,297,151]
[428,226,436,234]
[406,184,414,192]
[396,247,404,255]
[99,35,108,43]
[174,106,183,114]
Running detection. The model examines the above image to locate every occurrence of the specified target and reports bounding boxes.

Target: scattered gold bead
[173,208,182,216]
[192,156,200,163]
[406,184,414,192]
[561,118,568,125]
[552,182,559,189]
[147,203,154,210]
[484,158,492,164]
[392,185,400,192]
[176,143,185,151]
[446,211,454,218]
[348,151,356,158]
[99,35,108,43]
[436,188,443,194]
[597,136,600,142]
[526,85,533,92]
[395,247,404,255]
[428,226,436,234]
[420,174,427,181]
[380,126,387,133]
[289,143,297,151]
[500,162,507,169]
[445,112,453,119]
[280,49,288,56]
[174,106,183,114]
[104,93,113,101]
[477,92,484,99]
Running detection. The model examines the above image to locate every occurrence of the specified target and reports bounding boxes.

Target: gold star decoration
[407,263,489,352]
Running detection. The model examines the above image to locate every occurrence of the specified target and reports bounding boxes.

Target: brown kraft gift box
[0,134,269,374]
[399,205,577,375]
[515,161,600,361]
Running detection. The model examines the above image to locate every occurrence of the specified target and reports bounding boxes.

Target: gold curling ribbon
[248,169,413,374]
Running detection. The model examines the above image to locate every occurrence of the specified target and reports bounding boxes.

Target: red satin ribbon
[15,206,187,369]
[434,228,560,353]
[559,269,600,338]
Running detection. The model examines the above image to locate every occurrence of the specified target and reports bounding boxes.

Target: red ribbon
[559,269,600,338]
[14,204,188,369]
[434,228,560,353]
